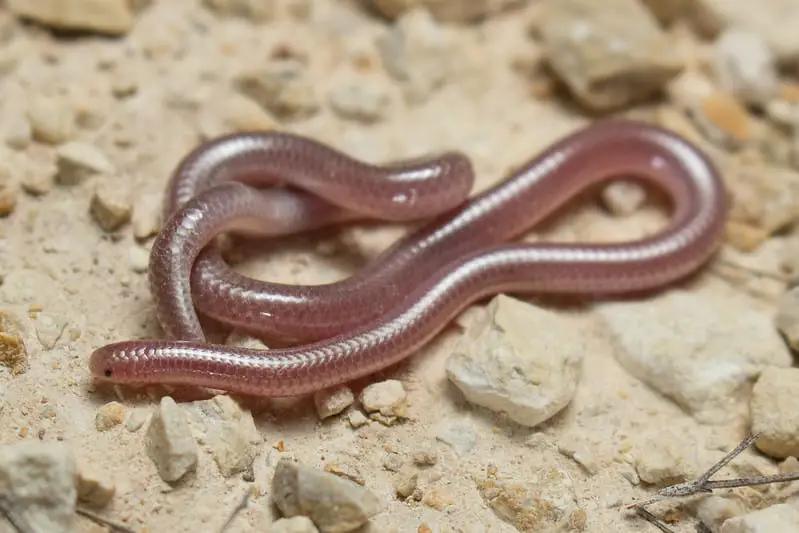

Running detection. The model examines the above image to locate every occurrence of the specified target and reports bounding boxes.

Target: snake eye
[104,369,113,377]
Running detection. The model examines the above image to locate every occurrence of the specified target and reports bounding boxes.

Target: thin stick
[624,432,799,531]
[218,490,251,533]
[76,508,136,533]
[634,507,675,533]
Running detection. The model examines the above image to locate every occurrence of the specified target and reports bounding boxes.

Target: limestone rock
[531,0,684,111]
[446,294,586,427]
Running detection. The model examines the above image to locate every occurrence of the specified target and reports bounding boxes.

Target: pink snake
[89,119,728,397]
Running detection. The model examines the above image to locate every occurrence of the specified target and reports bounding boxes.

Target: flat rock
[363,0,529,22]
[596,282,792,424]
[271,458,381,533]
[531,0,684,111]
[8,0,150,36]
[446,294,587,427]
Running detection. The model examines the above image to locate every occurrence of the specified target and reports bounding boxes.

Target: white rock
[750,367,799,459]
[328,79,391,123]
[532,0,683,111]
[596,282,793,424]
[75,462,116,508]
[712,27,778,107]
[26,95,76,145]
[720,502,799,532]
[634,434,698,486]
[271,458,381,533]
[0,441,77,533]
[314,386,355,420]
[128,246,150,273]
[446,294,585,427]
[696,495,746,533]
[145,396,199,483]
[600,181,646,216]
[1,109,32,149]
[376,7,454,104]
[185,395,261,477]
[56,141,114,185]
[359,380,407,420]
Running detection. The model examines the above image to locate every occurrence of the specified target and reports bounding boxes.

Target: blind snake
[89,119,728,397]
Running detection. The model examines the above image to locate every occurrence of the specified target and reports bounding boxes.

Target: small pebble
[90,185,132,232]
[0,169,17,216]
[95,401,125,431]
[393,466,418,498]
[26,95,76,144]
[21,164,56,196]
[635,435,698,486]
[234,59,319,121]
[128,246,150,273]
[76,464,116,508]
[55,141,114,185]
[695,495,746,532]
[132,194,162,241]
[411,450,437,467]
[2,110,32,149]
[328,80,391,123]
[313,385,355,420]
[712,27,778,107]
[347,410,369,428]
[359,379,408,425]
[600,181,646,216]
[376,7,454,104]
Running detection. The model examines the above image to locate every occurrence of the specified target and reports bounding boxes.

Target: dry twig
[76,507,136,533]
[624,432,799,532]
[218,490,252,533]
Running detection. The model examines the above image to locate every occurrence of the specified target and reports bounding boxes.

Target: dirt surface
[2,1,799,533]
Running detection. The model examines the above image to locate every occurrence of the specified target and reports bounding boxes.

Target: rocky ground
[3,0,799,532]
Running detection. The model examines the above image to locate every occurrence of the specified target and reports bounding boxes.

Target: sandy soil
[2,1,799,533]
